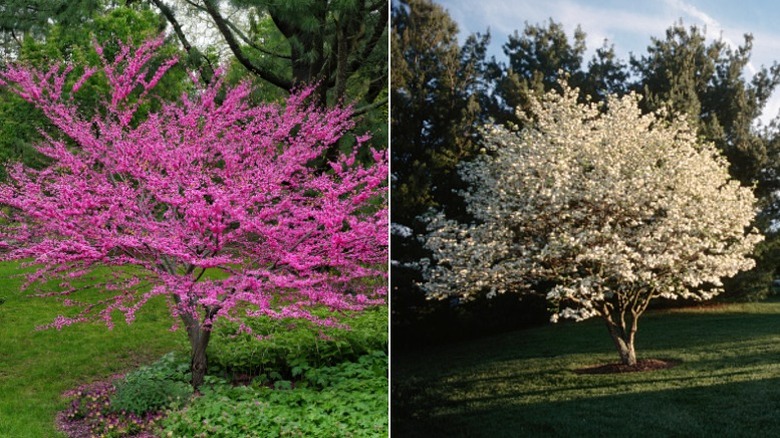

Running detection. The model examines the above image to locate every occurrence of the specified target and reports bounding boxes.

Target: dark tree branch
[226,15,291,60]
[9,28,22,48]
[179,0,291,60]
[202,0,291,90]
[149,0,192,52]
[334,17,350,100]
[364,70,388,104]
[353,96,388,117]
[149,0,216,84]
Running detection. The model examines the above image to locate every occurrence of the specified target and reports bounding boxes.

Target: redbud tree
[423,83,761,366]
[0,38,388,389]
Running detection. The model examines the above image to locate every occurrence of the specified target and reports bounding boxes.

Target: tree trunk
[611,330,636,366]
[190,326,211,391]
[605,318,637,366]
[180,310,214,392]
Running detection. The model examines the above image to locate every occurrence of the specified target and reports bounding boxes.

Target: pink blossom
[0,38,387,340]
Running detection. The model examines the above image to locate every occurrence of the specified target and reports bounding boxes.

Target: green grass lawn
[0,261,185,437]
[392,300,780,437]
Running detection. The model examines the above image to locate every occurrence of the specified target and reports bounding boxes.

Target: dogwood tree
[424,83,761,366]
[0,37,387,389]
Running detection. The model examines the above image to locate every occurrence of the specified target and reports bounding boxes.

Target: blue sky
[433,0,780,123]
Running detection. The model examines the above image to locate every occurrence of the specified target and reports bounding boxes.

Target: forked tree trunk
[603,312,638,366]
[608,326,636,366]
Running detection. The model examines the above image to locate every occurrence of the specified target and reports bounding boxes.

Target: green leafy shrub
[61,354,189,438]
[161,350,388,438]
[208,305,387,381]
[304,349,387,390]
[110,352,192,415]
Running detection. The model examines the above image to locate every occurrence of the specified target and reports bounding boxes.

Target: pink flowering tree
[0,37,388,389]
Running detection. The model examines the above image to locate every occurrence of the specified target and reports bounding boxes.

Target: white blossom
[422,82,762,330]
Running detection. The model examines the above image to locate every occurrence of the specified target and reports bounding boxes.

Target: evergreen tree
[0,0,102,58]
[392,0,486,225]
[145,0,388,108]
[630,22,780,186]
[489,20,628,125]
[391,0,495,343]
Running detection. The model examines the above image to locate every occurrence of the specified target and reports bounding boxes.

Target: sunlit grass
[0,261,185,437]
[392,299,780,437]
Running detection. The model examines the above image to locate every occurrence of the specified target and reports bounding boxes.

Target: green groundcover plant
[61,350,387,438]
[161,351,388,438]
[59,307,388,437]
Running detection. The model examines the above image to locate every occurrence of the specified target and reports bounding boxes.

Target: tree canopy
[424,83,762,365]
[0,37,388,389]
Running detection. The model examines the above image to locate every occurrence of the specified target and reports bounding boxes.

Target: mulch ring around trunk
[573,358,682,374]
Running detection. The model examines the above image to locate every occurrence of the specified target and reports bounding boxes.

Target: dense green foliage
[62,310,388,437]
[110,353,193,415]
[208,306,388,381]
[0,0,100,57]
[161,351,388,437]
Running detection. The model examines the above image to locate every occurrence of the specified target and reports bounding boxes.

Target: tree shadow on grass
[393,376,780,437]
[393,309,780,437]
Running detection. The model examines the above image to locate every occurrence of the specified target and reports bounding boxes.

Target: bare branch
[149,0,216,83]
[201,0,291,90]
[179,0,291,60]
[352,96,388,117]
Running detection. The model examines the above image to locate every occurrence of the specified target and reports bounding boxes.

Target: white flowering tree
[423,83,762,366]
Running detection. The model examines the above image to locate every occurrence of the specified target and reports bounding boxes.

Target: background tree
[391,0,505,343]
[391,0,487,222]
[630,22,780,186]
[143,0,388,107]
[489,20,628,125]
[424,84,761,366]
[0,37,388,389]
[0,0,101,58]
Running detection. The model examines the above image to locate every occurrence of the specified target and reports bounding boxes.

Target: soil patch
[574,358,681,374]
